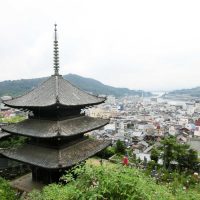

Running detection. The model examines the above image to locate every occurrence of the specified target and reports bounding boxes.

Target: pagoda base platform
[31,166,68,184]
[10,173,44,192]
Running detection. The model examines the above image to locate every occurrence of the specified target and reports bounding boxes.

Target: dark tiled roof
[0,138,111,169]
[2,116,109,138]
[0,130,10,139]
[4,75,105,108]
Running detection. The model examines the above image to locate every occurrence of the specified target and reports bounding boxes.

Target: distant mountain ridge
[164,87,200,99]
[0,74,152,97]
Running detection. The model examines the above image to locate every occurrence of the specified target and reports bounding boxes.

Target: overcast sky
[0,0,200,91]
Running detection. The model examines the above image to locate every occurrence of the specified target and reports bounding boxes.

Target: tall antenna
[54,24,59,75]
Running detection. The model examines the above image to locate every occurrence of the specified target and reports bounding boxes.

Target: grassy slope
[27,159,200,200]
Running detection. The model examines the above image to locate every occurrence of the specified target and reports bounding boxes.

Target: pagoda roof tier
[2,116,109,138]
[0,138,111,169]
[0,131,10,139]
[4,75,105,108]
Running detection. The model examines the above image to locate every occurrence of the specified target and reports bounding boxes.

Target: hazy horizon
[1,0,200,91]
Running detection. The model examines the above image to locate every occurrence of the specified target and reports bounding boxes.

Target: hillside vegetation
[0,74,152,97]
[166,87,200,98]
[26,164,200,200]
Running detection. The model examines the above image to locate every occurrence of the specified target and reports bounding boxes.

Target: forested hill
[0,74,152,97]
[166,87,200,98]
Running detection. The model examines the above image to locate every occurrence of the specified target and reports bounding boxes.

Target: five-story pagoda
[0,25,110,184]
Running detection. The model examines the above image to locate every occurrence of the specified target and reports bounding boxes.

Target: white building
[106,95,116,105]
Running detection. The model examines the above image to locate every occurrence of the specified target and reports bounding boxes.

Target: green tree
[160,136,177,169]
[115,140,126,155]
[97,146,115,159]
[153,136,199,172]
[150,147,160,163]
[175,143,189,172]
[186,149,199,172]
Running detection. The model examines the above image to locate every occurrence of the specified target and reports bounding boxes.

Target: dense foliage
[151,136,199,172]
[97,146,116,159]
[97,141,126,159]
[115,140,126,155]
[150,147,160,163]
[0,74,152,97]
[27,163,200,200]
[0,177,16,200]
[0,136,27,148]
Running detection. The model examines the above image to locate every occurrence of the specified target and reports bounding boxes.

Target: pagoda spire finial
[54,24,59,75]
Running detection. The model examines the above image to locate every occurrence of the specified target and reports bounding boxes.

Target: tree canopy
[151,136,199,172]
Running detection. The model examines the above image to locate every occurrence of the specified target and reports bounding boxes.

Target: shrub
[96,146,115,159]
[27,164,200,200]
[0,177,16,200]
